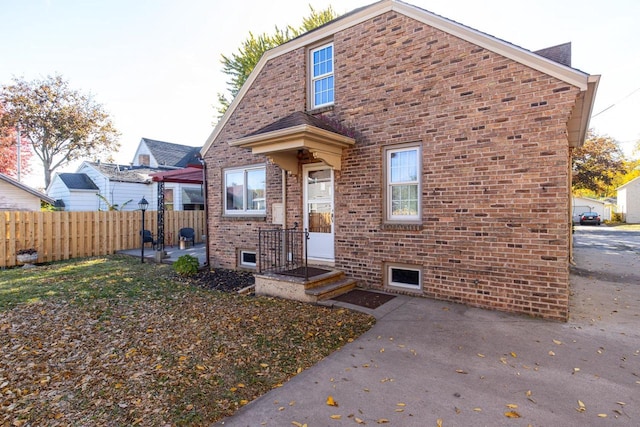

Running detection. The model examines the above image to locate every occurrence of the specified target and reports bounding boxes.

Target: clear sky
[1,0,638,189]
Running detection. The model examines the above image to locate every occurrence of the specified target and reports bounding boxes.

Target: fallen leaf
[355,417,365,424]
[504,411,521,418]
[510,352,517,358]
[506,403,518,409]
[548,351,555,356]
[597,414,607,418]
[473,408,482,412]
[326,395,338,407]
[397,402,406,407]
[553,339,562,345]
[477,353,485,358]
[437,419,443,427]
[576,400,586,412]
[330,414,341,419]
[455,369,468,374]
[376,419,389,424]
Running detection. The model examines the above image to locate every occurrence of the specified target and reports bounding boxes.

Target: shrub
[173,255,199,276]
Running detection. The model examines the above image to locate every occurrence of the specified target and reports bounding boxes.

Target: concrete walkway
[215,230,640,426]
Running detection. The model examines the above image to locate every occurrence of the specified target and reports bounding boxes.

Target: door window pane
[308,202,332,233]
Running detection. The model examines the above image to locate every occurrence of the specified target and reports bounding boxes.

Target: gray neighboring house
[47,138,204,211]
[0,173,55,211]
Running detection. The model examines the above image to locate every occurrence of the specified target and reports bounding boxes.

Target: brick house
[200,0,599,320]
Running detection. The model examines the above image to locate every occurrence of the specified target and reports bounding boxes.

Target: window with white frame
[387,264,422,290]
[224,165,266,214]
[386,146,421,221]
[239,250,257,269]
[310,43,334,109]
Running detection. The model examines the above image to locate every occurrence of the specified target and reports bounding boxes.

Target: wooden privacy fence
[1,210,206,268]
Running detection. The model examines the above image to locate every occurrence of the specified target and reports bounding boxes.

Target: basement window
[239,250,257,269]
[386,264,422,291]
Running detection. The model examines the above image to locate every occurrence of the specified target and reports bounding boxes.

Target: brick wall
[204,11,580,320]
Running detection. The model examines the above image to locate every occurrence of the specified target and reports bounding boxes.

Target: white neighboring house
[572,196,610,223]
[46,138,204,212]
[617,176,640,223]
[0,173,55,211]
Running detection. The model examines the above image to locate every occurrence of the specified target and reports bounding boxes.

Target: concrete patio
[117,242,207,267]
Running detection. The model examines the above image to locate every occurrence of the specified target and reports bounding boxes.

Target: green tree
[571,131,627,197]
[0,75,120,188]
[216,5,338,118]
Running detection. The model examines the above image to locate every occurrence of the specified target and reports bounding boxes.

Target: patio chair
[141,229,157,249]
[179,227,195,246]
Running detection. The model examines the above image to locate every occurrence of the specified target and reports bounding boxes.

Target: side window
[310,43,334,109]
[385,146,421,222]
[386,264,422,291]
[224,166,266,215]
[164,188,174,211]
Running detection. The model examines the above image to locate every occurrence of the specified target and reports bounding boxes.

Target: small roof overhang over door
[229,112,356,174]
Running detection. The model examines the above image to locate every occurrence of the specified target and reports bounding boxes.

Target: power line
[592,86,640,118]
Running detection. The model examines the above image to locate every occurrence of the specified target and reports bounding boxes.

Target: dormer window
[138,154,150,166]
[310,43,334,109]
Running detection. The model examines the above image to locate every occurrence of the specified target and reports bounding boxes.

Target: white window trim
[310,42,334,109]
[238,249,257,269]
[385,145,422,222]
[224,164,266,216]
[386,263,422,291]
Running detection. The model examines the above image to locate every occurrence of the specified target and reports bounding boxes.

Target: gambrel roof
[202,0,599,155]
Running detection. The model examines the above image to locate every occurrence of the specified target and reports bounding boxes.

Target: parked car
[579,212,601,225]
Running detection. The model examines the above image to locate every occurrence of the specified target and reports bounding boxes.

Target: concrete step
[305,277,357,301]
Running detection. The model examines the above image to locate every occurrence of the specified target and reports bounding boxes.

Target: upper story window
[385,145,421,222]
[224,165,266,215]
[310,43,334,109]
[138,154,150,166]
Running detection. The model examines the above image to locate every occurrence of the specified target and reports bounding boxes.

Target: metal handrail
[258,223,309,279]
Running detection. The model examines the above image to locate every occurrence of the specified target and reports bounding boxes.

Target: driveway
[216,227,640,427]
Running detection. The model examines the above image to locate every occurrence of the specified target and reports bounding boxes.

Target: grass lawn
[0,255,375,426]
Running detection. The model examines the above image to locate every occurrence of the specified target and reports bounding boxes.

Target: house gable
[201,0,599,155]
[134,138,201,168]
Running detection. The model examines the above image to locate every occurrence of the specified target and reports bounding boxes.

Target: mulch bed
[333,289,396,309]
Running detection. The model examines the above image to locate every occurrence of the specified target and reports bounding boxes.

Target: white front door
[303,164,334,261]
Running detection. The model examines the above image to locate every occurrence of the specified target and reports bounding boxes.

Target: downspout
[281,168,287,266]
[569,149,575,266]
[282,169,287,228]
[200,156,210,268]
